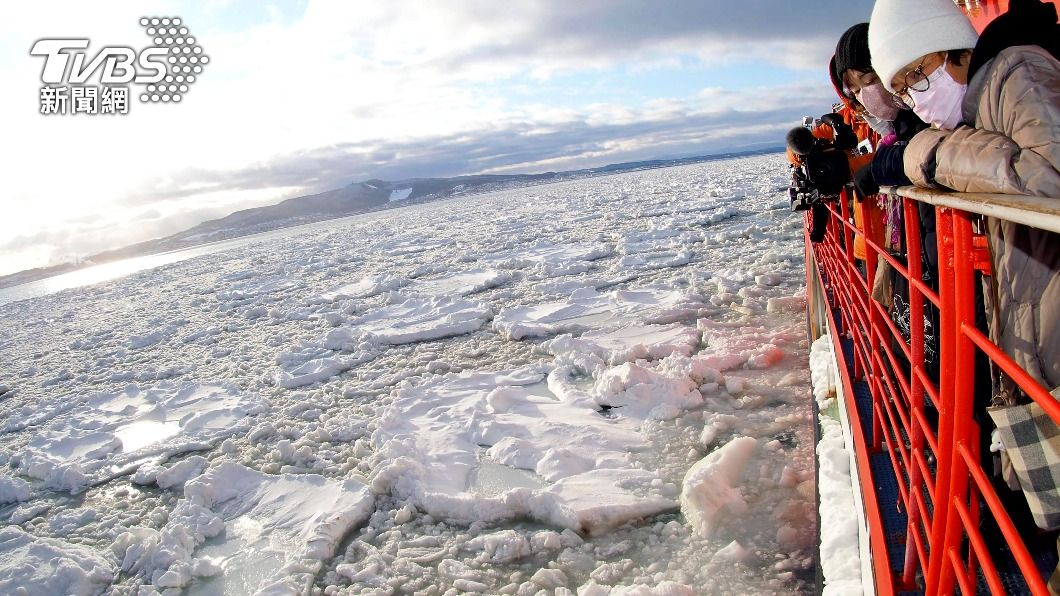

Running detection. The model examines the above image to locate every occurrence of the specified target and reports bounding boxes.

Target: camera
[786,113,855,211]
[789,162,820,212]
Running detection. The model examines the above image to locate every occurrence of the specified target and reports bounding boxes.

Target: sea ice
[370,366,678,534]
[494,288,711,340]
[0,527,114,596]
[0,154,817,594]
[404,269,508,297]
[114,462,374,593]
[680,436,758,538]
[10,382,268,492]
[341,294,493,345]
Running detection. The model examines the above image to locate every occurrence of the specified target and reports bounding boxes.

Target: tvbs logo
[31,17,209,116]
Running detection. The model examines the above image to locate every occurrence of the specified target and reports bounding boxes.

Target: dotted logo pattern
[138,17,208,104]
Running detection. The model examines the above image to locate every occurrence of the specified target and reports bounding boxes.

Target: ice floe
[404,268,508,297]
[114,462,374,593]
[10,382,268,492]
[371,366,679,535]
[494,288,712,340]
[0,527,114,595]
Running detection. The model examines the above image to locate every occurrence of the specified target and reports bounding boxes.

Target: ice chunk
[12,382,268,493]
[590,352,729,419]
[0,526,114,595]
[713,540,751,564]
[529,468,678,536]
[464,529,531,563]
[0,475,31,504]
[371,366,675,534]
[274,351,375,389]
[542,323,701,373]
[680,436,758,538]
[310,274,407,303]
[405,269,508,297]
[116,462,373,593]
[495,288,709,340]
[350,295,492,344]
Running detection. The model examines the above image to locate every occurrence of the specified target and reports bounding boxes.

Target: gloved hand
[853,164,879,200]
[820,113,857,151]
[870,143,912,187]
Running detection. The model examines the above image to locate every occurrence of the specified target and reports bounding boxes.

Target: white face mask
[855,81,900,122]
[908,63,966,130]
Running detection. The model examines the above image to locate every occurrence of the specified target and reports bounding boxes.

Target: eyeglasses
[895,55,937,108]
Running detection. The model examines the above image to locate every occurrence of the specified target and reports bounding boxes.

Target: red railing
[807,183,1060,595]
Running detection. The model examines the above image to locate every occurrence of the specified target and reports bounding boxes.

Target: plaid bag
[988,402,1060,531]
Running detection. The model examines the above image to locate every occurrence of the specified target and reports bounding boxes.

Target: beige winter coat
[904,45,1060,395]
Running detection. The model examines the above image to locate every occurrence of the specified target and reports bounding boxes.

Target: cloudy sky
[0,0,872,276]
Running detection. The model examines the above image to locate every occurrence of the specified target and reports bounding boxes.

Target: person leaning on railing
[869,0,1060,588]
[831,23,943,380]
[869,0,1060,397]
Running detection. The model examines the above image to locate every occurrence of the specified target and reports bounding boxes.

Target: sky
[0,0,873,277]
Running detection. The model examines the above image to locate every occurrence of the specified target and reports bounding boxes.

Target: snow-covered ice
[0,154,819,594]
[10,382,268,493]
[810,333,864,595]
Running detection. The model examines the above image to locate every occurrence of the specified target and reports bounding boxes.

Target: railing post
[926,207,957,594]
[938,209,979,594]
[902,196,927,586]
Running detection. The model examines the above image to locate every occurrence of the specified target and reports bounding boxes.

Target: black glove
[893,109,927,142]
[820,113,857,151]
[870,143,912,187]
[853,164,879,200]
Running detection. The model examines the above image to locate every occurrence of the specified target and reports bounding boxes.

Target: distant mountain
[0,147,783,288]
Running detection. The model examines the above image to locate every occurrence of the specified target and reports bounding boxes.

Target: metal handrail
[880,184,1060,235]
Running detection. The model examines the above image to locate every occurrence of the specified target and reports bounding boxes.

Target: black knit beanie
[835,23,872,76]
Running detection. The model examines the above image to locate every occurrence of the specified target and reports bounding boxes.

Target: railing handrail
[879,184,1060,235]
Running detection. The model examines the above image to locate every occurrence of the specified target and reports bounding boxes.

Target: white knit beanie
[869,0,979,92]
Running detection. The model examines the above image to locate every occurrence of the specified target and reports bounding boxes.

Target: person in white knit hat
[866,0,1059,195]
[870,3,1060,589]
[868,0,979,130]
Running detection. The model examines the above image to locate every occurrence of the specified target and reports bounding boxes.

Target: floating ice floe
[541,323,702,373]
[404,268,508,297]
[483,241,613,277]
[10,382,268,493]
[113,462,374,594]
[698,319,801,370]
[680,435,758,538]
[215,273,301,311]
[494,288,712,340]
[370,365,679,535]
[0,526,114,596]
[381,238,453,256]
[0,475,31,504]
[273,294,491,387]
[274,351,377,389]
[332,294,492,346]
[308,273,407,303]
